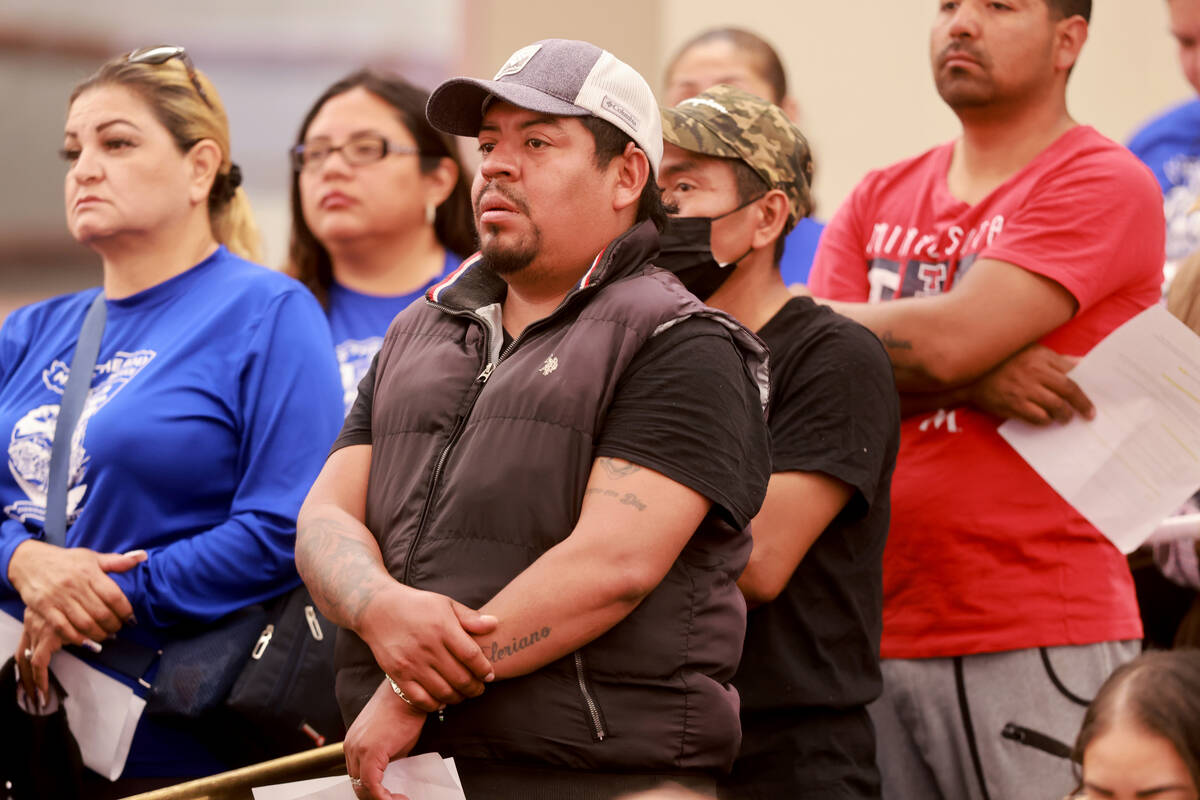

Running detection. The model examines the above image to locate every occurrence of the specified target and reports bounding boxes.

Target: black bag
[0,657,85,800]
[144,604,269,720]
[224,585,345,757]
[112,585,343,765]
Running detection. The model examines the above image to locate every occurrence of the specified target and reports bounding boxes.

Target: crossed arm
[296,446,711,799]
[810,257,1094,424]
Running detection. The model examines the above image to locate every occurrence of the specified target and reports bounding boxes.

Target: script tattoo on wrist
[598,457,641,480]
[296,517,384,628]
[488,626,551,663]
[880,331,913,351]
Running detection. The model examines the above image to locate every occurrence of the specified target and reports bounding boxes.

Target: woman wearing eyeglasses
[287,70,476,413]
[0,47,342,791]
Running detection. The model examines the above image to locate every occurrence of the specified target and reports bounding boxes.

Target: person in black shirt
[658,85,900,800]
[297,42,772,800]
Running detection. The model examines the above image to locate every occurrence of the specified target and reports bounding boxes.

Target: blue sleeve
[109,289,343,626]
[0,311,35,595]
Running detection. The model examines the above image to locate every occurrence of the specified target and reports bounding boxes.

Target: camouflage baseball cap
[660,84,813,225]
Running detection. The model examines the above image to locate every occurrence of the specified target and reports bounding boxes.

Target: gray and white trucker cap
[426,38,663,176]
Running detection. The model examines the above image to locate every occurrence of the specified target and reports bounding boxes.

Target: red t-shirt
[810,125,1165,659]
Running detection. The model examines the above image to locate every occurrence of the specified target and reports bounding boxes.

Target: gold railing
[121,743,345,800]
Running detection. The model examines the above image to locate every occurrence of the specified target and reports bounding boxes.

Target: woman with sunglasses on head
[1068,649,1200,800]
[287,70,475,413]
[0,46,342,792]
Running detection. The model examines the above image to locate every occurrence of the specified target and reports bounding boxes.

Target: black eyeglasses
[126,45,213,110]
[291,133,422,172]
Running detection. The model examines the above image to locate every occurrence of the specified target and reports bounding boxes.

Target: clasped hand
[357,582,497,714]
[9,540,146,700]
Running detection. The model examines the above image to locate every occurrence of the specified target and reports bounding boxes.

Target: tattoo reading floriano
[584,487,647,511]
[598,457,641,480]
[489,626,551,662]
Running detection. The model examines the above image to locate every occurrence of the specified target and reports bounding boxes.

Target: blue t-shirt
[779,216,825,287]
[1128,98,1200,264]
[0,247,343,776]
[327,250,461,413]
[0,246,342,626]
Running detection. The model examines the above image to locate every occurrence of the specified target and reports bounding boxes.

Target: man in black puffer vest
[295,38,772,800]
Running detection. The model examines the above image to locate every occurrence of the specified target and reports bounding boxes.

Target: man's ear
[780,95,801,124]
[612,141,650,215]
[751,188,791,251]
[1054,14,1088,73]
[186,138,223,206]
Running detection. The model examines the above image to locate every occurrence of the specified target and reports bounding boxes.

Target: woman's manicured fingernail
[82,638,103,653]
[123,549,148,561]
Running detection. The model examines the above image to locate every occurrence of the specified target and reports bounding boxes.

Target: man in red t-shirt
[807,1,1165,798]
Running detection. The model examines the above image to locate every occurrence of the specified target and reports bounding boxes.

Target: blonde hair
[70,52,263,262]
[1168,251,1200,335]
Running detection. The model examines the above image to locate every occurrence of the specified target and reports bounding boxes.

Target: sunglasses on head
[125,45,213,110]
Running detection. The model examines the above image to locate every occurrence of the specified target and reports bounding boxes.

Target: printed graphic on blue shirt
[6,350,155,525]
[336,336,384,412]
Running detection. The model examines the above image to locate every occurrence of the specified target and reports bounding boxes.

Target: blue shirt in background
[327,249,461,413]
[779,217,825,287]
[1128,98,1200,266]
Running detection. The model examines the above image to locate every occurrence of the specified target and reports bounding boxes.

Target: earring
[425,202,436,225]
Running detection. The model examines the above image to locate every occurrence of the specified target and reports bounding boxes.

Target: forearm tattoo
[487,626,551,663]
[880,331,913,351]
[295,516,386,628]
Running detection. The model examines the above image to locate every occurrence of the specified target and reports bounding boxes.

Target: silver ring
[388,676,415,706]
[349,776,363,787]
[22,648,32,660]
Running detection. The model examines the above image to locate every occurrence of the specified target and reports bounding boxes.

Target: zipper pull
[476,362,495,383]
[304,605,324,641]
[251,623,274,660]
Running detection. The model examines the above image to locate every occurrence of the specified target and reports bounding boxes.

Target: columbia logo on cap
[601,96,638,130]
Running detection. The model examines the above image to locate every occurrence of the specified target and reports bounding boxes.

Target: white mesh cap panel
[574,50,663,175]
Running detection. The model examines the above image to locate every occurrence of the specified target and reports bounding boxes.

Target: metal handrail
[120,743,345,800]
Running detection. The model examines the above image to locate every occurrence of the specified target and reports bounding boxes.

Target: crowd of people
[2,1,1200,799]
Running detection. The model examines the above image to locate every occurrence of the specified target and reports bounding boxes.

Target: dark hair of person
[1071,650,1200,792]
[667,28,788,104]
[286,69,476,307]
[579,116,669,232]
[1045,0,1091,22]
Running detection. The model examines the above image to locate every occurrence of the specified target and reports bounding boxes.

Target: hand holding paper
[343,678,428,799]
[252,754,465,800]
[999,305,1200,553]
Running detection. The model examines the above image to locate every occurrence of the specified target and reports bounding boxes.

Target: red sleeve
[982,145,1165,312]
[809,176,874,302]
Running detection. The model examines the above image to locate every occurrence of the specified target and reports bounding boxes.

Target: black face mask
[655,195,762,301]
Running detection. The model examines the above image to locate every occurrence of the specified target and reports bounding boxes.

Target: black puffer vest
[335,221,769,774]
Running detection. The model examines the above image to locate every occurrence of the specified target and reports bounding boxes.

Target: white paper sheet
[999,305,1200,552]
[0,610,145,779]
[253,753,465,800]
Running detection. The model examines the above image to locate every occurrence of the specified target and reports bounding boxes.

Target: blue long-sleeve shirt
[0,246,342,631]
